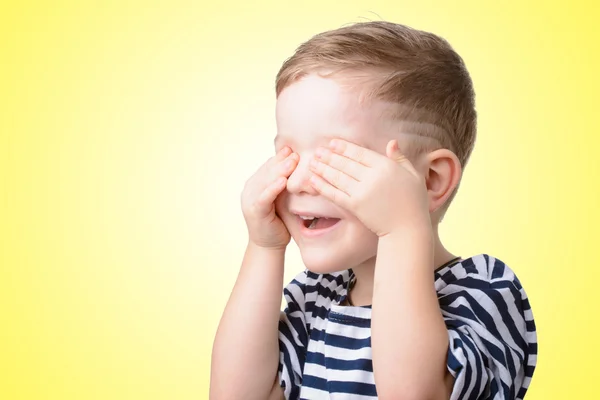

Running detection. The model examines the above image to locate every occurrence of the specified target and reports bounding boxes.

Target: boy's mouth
[297,215,341,235]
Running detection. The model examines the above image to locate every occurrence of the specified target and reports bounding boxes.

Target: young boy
[210,21,537,400]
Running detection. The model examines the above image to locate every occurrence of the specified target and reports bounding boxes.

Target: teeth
[299,216,317,220]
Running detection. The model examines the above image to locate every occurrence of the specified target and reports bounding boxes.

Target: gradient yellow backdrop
[1,0,598,399]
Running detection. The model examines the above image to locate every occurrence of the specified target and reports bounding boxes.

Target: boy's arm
[268,375,286,400]
[210,242,285,400]
[372,230,537,400]
[371,226,452,400]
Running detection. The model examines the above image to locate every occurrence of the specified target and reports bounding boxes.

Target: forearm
[210,242,285,400]
[371,227,449,400]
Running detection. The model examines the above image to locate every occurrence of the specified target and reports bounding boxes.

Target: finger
[270,152,298,182]
[279,152,299,174]
[309,158,356,195]
[256,176,287,213]
[385,139,408,163]
[264,146,292,171]
[308,173,351,209]
[329,139,380,167]
[314,146,365,181]
[272,146,292,163]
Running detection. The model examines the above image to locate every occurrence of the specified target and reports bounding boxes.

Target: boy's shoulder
[434,253,525,291]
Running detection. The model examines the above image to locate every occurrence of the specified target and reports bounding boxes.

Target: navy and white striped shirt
[277,254,537,399]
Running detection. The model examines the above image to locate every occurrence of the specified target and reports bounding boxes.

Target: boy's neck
[347,226,456,307]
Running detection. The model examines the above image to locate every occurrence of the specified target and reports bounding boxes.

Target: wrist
[247,240,287,256]
[376,224,434,276]
[379,220,433,244]
[240,241,287,277]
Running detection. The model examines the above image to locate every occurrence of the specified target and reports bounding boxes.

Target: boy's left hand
[309,138,431,237]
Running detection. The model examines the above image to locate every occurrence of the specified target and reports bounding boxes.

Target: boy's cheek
[274,195,285,213]
[274,203,296,233]
[274,196,290,222]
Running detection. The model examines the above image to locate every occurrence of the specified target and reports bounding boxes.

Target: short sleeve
[438,257,537,400]
[278,270,310,400]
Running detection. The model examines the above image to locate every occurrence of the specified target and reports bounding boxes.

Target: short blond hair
[275,21,477,216]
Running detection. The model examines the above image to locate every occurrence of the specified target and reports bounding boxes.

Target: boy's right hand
[241,146,298,250]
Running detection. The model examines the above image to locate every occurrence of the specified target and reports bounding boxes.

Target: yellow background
[1,0,598,398]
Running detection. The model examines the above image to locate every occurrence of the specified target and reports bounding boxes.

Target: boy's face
[274,74,404,274]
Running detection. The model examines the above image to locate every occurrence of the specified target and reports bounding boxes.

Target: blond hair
[275,21,477,216]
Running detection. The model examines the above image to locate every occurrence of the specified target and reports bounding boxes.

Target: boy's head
[273,21,476,273]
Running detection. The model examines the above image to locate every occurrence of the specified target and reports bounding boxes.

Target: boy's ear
[423,149,462,213]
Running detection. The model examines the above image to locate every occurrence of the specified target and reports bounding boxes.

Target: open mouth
[299,216,340,230]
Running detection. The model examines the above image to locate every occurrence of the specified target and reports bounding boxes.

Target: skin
[210,74,462,400]
[210,146,298,400]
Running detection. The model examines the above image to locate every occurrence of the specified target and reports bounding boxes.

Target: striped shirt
[277,254,537,399]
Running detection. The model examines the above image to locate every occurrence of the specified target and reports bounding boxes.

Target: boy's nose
[286,155,319,195]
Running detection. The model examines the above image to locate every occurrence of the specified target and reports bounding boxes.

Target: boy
[210,21,537,400]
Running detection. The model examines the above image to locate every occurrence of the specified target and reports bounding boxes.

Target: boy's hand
[308,139,430,237]
[241,146,299,250]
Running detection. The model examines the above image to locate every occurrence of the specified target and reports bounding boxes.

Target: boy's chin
[299,248,354,275]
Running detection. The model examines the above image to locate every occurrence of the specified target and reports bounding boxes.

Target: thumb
[385,139,407,163]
